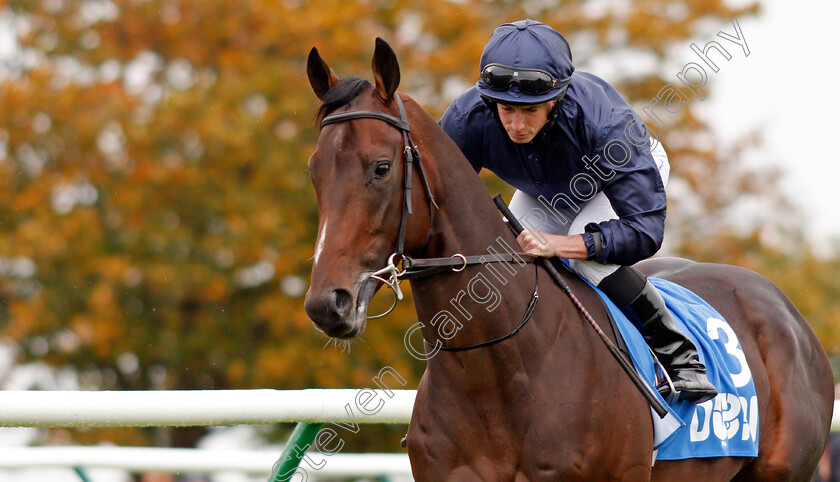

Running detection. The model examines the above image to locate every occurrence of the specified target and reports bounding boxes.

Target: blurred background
[1,0,838,481]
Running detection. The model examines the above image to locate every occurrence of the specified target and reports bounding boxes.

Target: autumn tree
[4,0,837,454]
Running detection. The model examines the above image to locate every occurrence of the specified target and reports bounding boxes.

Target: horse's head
[304,39,433,338]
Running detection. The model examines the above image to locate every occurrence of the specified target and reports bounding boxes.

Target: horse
[303,38,834,480]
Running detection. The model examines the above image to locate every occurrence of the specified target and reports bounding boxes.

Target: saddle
[570,266,760,459]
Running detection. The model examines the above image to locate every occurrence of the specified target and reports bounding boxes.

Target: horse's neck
[406,112,563,384]
[408,105,517,258]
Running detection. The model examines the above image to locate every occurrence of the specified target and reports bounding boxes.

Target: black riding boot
[598,266,717,403]
[622,279,717,403]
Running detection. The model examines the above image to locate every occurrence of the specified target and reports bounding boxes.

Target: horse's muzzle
[304,286,360,338]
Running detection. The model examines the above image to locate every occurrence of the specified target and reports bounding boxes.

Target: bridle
[321,93,437,265]
[318,93,539,352]
[315,86,668,418]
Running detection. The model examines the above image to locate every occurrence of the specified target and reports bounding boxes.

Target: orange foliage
[4,0,838,451]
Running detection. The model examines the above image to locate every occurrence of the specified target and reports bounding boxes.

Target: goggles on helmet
[479,63,566,96]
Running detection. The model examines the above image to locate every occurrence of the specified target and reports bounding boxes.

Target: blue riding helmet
[477,19,575,105]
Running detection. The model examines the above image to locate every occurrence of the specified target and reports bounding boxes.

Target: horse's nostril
[332,288,353,317]
[304,286,357,337]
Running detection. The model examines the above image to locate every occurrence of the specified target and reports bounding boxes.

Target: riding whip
[492,194,669,418]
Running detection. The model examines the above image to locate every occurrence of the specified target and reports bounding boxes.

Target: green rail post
[72,466,93,482]
[267,422,324,482]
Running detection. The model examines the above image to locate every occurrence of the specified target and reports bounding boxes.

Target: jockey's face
[497,100,557,144]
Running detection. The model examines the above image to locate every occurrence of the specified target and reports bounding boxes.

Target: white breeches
[509,139,670,286]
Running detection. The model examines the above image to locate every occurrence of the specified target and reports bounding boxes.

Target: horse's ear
[307,47,339,100]
[372,37,400,103]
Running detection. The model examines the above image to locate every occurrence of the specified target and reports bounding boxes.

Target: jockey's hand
[516,230,556,258]
[515,230,590,260]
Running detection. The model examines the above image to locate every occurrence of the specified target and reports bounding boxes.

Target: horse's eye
[374,162,392,179]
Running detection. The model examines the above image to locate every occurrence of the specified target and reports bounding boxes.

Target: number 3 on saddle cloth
[574,262,760,460]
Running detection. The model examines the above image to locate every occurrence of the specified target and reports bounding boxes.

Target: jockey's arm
[516,230,588,259]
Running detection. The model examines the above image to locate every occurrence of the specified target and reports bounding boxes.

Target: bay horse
[303,38,834,480]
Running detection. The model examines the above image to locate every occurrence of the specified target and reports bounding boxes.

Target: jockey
[440,19,717,403]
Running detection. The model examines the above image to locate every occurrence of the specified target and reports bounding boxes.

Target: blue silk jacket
[440,71,666,266]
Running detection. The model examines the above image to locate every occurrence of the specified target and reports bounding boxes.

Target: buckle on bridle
[366,253,407,319]
[450,254,467,272]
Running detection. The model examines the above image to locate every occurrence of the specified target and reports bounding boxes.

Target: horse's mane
[316,77,372,126]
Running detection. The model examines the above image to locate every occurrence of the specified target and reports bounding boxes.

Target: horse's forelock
[316,77,373,127]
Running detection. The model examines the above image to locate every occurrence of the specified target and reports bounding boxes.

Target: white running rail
[0,389,416,427]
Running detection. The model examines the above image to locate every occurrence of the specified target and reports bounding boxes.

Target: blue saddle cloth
[582,273,759,459]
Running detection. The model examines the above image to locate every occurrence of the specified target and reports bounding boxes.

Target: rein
[426,263,540,352]
[318,93,670,415]
[319,95,540,350]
